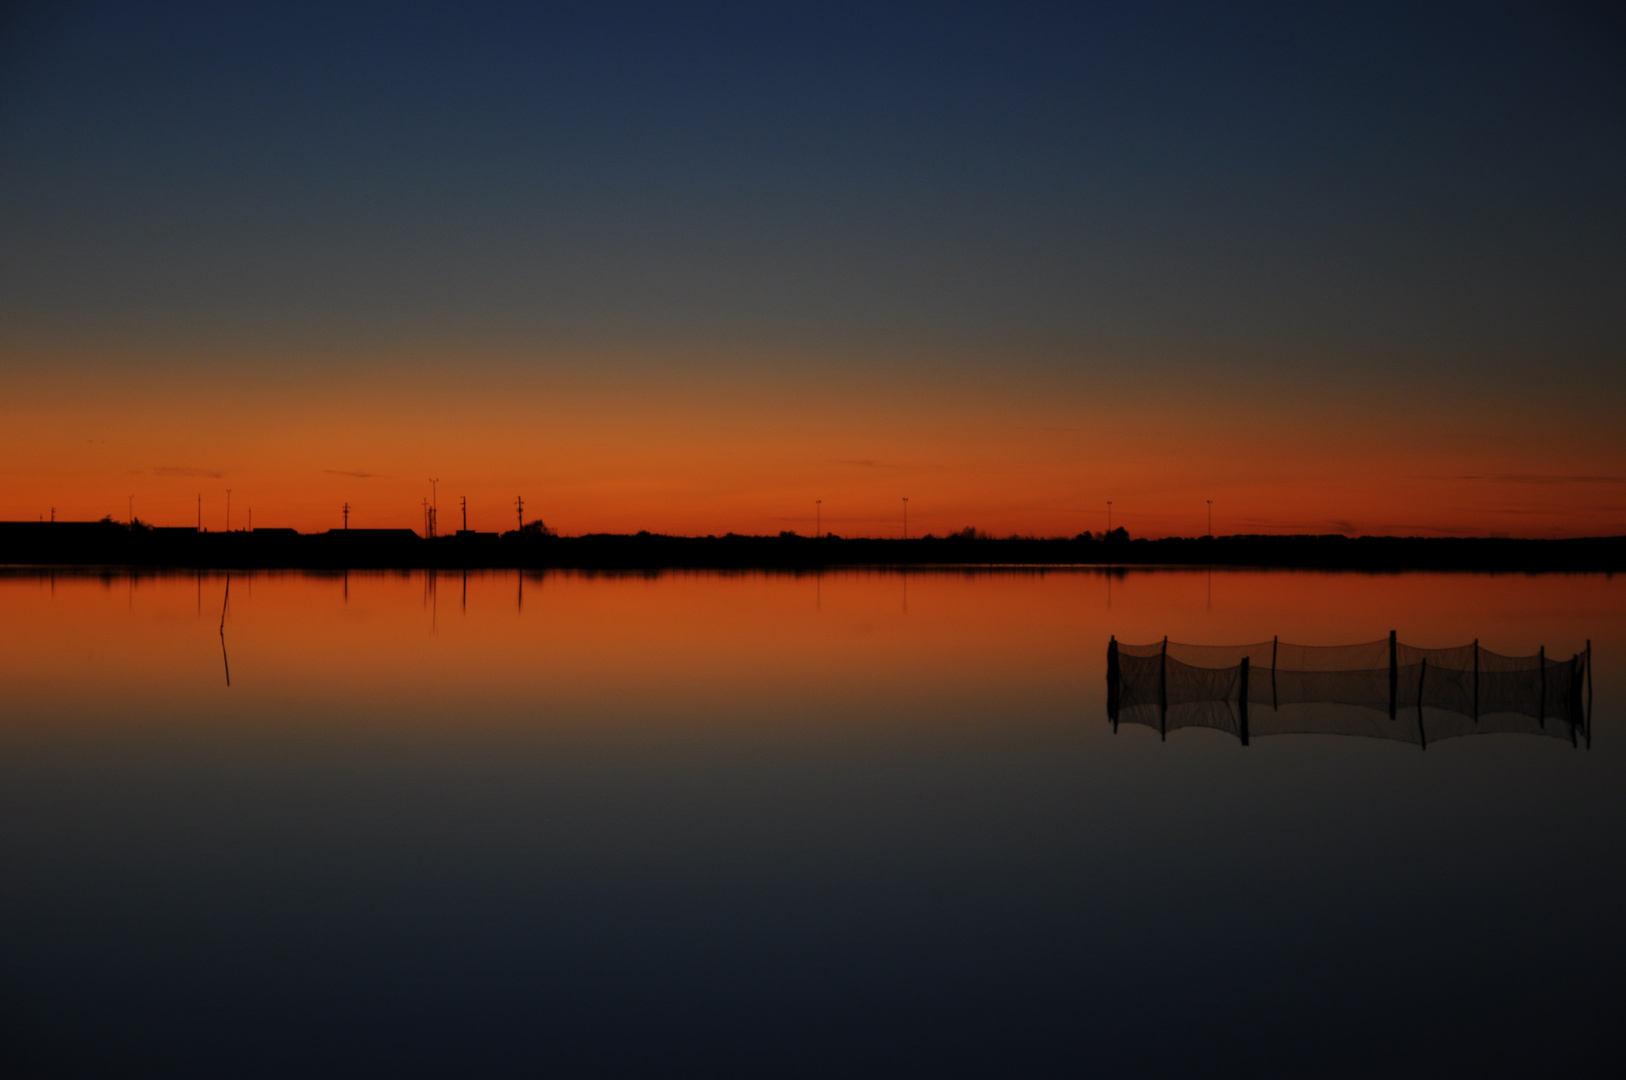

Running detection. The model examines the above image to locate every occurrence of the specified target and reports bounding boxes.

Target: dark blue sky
[4,1,1622,374]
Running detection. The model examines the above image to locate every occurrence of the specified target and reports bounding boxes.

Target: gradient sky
[3,1,1623,537]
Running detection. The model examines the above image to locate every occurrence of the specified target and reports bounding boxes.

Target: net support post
[1538,645,1545,729]
[1417,656,1427,750]
[1107,636,1120,733]
[1389,630,1398,721]
[1271,635,1278,711]
[1238,656,1249,747]
[1570,652,1581,748]
[1159,636,1168,741]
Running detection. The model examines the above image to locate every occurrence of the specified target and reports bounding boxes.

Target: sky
[2,1,1623,538]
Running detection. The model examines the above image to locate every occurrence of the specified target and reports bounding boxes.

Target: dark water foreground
[0,569,1621,1077]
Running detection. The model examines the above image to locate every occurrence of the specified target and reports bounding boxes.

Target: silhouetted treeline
[2,519,1623,571]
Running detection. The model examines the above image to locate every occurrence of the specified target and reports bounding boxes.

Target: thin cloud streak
[1445,475,1626,484]
[154,466,224,478]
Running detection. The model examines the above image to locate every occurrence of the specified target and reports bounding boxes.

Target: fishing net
[1107,635,1590,748]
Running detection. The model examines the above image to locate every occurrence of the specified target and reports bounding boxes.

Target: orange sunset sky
[3,7,1622,538]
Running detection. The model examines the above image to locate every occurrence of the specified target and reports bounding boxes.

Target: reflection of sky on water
[1,570,1621,1075]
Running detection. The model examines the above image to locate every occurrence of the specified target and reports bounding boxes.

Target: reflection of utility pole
[219,575,231,687]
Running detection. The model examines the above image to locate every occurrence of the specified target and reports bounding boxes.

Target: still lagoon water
[1,569,1621,1076]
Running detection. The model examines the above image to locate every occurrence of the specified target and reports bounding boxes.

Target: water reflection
[0,568,1620,1077]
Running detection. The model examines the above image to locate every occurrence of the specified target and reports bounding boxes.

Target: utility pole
[227,489,232,532]
[248,508,252,531]
[1107,500,1112,534]
[128,495,133,526]
[197,494,201,531]
[422,498,430,537]
[816,499,821,538]
[1207,500,1212,538]
[343,502,349,530]
[461,495,467,533]
[902,497,909,540]
[429,478,439,538]
[515,495,524,532]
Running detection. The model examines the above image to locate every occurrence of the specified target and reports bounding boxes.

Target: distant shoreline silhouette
[1,519,1623,571]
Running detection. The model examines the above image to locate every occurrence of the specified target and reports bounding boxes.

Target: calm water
[1,569,1621,1077]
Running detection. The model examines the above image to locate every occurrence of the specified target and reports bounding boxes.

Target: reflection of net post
[1106,637,1120,731]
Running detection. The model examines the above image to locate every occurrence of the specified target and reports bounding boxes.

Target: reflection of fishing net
[1106,634,1591,749]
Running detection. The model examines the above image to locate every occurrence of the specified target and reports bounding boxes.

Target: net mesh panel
[1109,638,1588,746]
